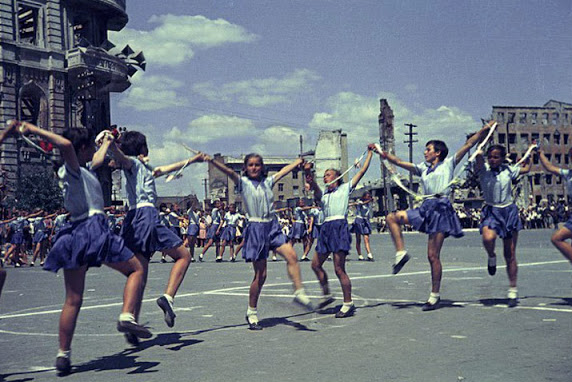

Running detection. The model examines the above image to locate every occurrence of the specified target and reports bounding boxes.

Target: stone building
[0,0,142,205]
[491,100,572,205]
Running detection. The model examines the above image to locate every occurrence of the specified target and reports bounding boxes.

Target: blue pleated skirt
[350,217,372,235]
[564,215,572,232]
[121,206,183,259]
[10,232,24,245]
[43,214,133,273]
[311,224,321,239]
[206,224,220,240]
[221,225,236,242]
[479,204,523,239]
[242,218,287,262]
[316,219,352,254]
[291,222,306,239]
[407,197,463,238]
[33,230,48,243]
[187,224,199,237]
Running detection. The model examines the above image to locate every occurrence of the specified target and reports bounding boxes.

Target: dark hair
[243,153,267,178]
[486,144,507,158]
[426,140,448,161]
[120,131,148,156]
[63,128,94,154]
[159,203,167,212]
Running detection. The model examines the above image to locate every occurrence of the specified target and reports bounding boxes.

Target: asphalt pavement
[0,229,571,382]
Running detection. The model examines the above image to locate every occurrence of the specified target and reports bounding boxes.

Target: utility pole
[404,123,418,207]
[202,178,208,208]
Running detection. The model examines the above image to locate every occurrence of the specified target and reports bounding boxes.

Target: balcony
[70,0,128,30]
[66,47,130,93]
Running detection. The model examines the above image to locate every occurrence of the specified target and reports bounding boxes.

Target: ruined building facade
[492,100,572,205]
[0,0,141,205]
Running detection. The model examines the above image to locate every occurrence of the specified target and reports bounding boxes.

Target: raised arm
[538,149,561,176]
[454,120,495,164]
[107,142,133,170]
[474,148,486,173]
[91,132,114,170]
[16,121,79,171]
[518,147,533,175]
[153,153,206,178]
[205,155,240,184]
[0,120,19,144]
[379,150,417,173]
[350,144,375,188]
[274,157,304,183]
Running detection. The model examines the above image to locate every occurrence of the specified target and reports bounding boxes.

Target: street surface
[0,229,571,382]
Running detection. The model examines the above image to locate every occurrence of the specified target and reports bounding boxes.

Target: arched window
[18,81,48,128]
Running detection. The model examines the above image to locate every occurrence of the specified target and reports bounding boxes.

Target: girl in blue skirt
[113,131,206,331]
[305,144,375,318]
[199,199,223,261]
[538,148,572,281]
[384,122,493,311]
[185,203,201,262]
[206,153,313,330]
[475,144,531,307]
[15,121,150,375]
[350,192,375,261]
[218,203,241,262]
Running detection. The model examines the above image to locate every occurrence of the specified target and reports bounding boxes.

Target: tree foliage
[10,167,63,212]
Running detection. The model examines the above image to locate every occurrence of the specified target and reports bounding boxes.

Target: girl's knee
[65,294,83,309]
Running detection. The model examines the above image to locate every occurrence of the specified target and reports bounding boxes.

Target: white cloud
[308,91,480,164]
[251,126,303,156]
[165,114,257,145]
[193,69,321,107]
[119,73,187,111]
[109,15,258,66]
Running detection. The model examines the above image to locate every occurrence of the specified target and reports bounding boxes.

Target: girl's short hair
[63,128,94,154]
[243,153,267,177]
[486,144,507,158]
[426,140,449,161]
[120,131,148,156]
[325,168,343,186]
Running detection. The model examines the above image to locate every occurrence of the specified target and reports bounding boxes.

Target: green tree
[10,167,63,212]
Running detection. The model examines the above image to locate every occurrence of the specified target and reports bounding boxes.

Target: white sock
[367,253,373,258]
[508,287,518,299]
[119,312,136,323]
[163,294,174,305]
[57,349,71,359]
[395,250,407,261]
[340,301,354,313]
[246,306,258,323]
[428,292,440,305]
[294,288,311,303]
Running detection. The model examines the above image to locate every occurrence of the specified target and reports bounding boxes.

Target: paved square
[1,229,571,382]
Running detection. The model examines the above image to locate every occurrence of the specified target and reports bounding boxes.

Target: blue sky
[108,0,572,198]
